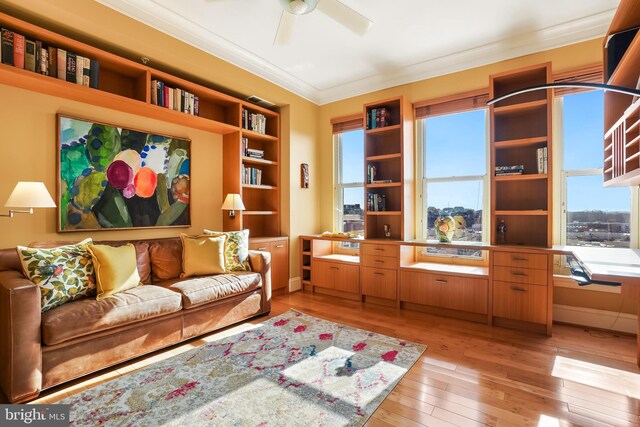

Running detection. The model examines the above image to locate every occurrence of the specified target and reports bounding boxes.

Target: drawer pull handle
[275,245,285,248]
[511,272,528,277]
[374,272,385,276]
[511,286,527,292]
[258,247,268,251]
[512,257,527,262]
[435,279,448,284]
[374,248,385,251]
[330,267,339,270]
[374,260,384,264]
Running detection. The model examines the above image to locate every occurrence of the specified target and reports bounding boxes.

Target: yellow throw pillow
[88,244,141,301]
[180,234,227,278]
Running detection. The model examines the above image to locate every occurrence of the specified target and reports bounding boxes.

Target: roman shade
[553,65,603,96]
[414,89,489,119]
[331,114,363,133]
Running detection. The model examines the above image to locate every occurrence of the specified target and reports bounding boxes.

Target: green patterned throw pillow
[18,238,96,312]
[203,229,250,271]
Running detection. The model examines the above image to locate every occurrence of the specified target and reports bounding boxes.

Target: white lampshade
[5,182,56,208]
[221,193,245,211]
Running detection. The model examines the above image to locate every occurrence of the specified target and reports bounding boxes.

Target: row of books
[367,164,378,183]
[242,109,267,134]
[536,147,548,174]
[495,165,524,176]
[241,166,263,185]
[1,28,98,88]
[150,80,200,116]
[366,107,392,130]
[367,193,387,212]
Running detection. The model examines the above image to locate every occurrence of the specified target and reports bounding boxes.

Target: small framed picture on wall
[301,163,309,188]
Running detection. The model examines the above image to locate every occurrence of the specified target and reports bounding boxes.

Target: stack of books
[246,148,264,159]
[241,165,263,185]
[367,193,387,211]
[536,147,548,174]
[242,109,267,134]
[1,28,99,88]
[150,80,199,116]
[495,165,524,176]
[367,164,377,183]
[366,107,391,130]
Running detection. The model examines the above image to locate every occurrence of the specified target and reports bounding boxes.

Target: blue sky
[339,90,628,212]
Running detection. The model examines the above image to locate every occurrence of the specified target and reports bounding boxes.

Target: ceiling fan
[274,0,373,46]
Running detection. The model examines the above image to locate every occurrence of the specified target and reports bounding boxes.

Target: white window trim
[333,132,364,233]
[416,112,490,243]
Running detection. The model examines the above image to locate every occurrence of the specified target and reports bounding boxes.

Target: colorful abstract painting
[57,115,191,231]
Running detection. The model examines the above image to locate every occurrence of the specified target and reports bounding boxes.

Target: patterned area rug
[63,310,426,426]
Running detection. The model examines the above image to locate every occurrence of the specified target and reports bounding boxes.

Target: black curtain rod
[486,82,640,105]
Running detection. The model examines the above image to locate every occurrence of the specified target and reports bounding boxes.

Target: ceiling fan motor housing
[283,0,318,15]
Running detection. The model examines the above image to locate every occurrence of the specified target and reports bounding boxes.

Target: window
[420,109,488,243]
[559,91,634,247]
[334,129,365,236]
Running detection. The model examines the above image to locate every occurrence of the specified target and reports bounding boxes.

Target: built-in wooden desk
[556,246,640,365]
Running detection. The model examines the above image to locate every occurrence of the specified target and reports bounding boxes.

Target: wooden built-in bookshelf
[490,63,553,248]
[0,11,281,238]
[602,0,640,186]
[363,96,414,240]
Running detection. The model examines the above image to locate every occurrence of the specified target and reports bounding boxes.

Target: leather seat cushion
[163,272,262,309]
[148,238,183,281]
[41,285,182,346]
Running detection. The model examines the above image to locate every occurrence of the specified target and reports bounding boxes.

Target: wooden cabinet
[249,237,288,292]
[400,271,488,315]
[490,64,552,247]
[491,249,551,333]
[361,267,397,299]
[493,281,548,325]
[311,259,359,294]
[363,97,414,240]
[602,0,640,186]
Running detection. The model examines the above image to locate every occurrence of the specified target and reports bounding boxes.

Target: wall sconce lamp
[221,193,245,218]
[2,182,56,218]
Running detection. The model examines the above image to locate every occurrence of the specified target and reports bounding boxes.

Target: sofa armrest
[248,250,271,313]
[0,270,42,402]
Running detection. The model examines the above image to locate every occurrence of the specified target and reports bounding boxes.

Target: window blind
[553,64,603,97]
[331,114,363,134]
[414,89,489,119]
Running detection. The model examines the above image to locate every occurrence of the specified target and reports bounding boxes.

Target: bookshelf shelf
[627,151,640,162]
[366,182,401,188]
[494,174,547,182]
[242,184,277,190]
[626,135,640,148]
[242,156,278,166]
[492,99,547,115]
[243,211,278,215]
[494,136,547,149]
[241,129,278,142]
[628,119,640,134]
[365,124,401,134]
[494,210,548,216]
[366,153,402,161]
[366,211,402,216]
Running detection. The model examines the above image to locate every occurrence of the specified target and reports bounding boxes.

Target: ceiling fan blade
[273,10,296,46]
[316,0,372,36]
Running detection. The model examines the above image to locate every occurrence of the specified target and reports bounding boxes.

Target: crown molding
[96,1,613,106]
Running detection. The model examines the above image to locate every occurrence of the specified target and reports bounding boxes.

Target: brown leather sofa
[0,237,271,403]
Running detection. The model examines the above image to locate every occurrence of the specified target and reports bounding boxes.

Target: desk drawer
[362,254,397,269]
[493,251,548,270]
[362,243,399,258]
[362,267,397,300]
[493,281,547,324]
[494,266,548,286]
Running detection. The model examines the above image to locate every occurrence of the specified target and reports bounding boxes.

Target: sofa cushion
[162,272,261,309]
[41,285,182,346]
[88,244,141,300]
[180,234,226,278]
[149,238,183,281]
[204,229,251,271]
[18,239,96,312]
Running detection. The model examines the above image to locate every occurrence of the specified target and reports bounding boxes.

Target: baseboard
[289,277,302,292]
[553,304,637,334]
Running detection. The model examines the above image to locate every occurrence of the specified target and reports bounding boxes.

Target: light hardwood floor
[26,291,640,426]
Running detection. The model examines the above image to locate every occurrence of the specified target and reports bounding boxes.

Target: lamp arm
[0,208,34,218]
[486,82,640,106]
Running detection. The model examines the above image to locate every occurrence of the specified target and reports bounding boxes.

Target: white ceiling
[96,0,619,105]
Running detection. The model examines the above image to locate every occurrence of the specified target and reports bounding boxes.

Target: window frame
[416,110,491,244]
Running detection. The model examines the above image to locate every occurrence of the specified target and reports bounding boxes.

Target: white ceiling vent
[246,95,276,108]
